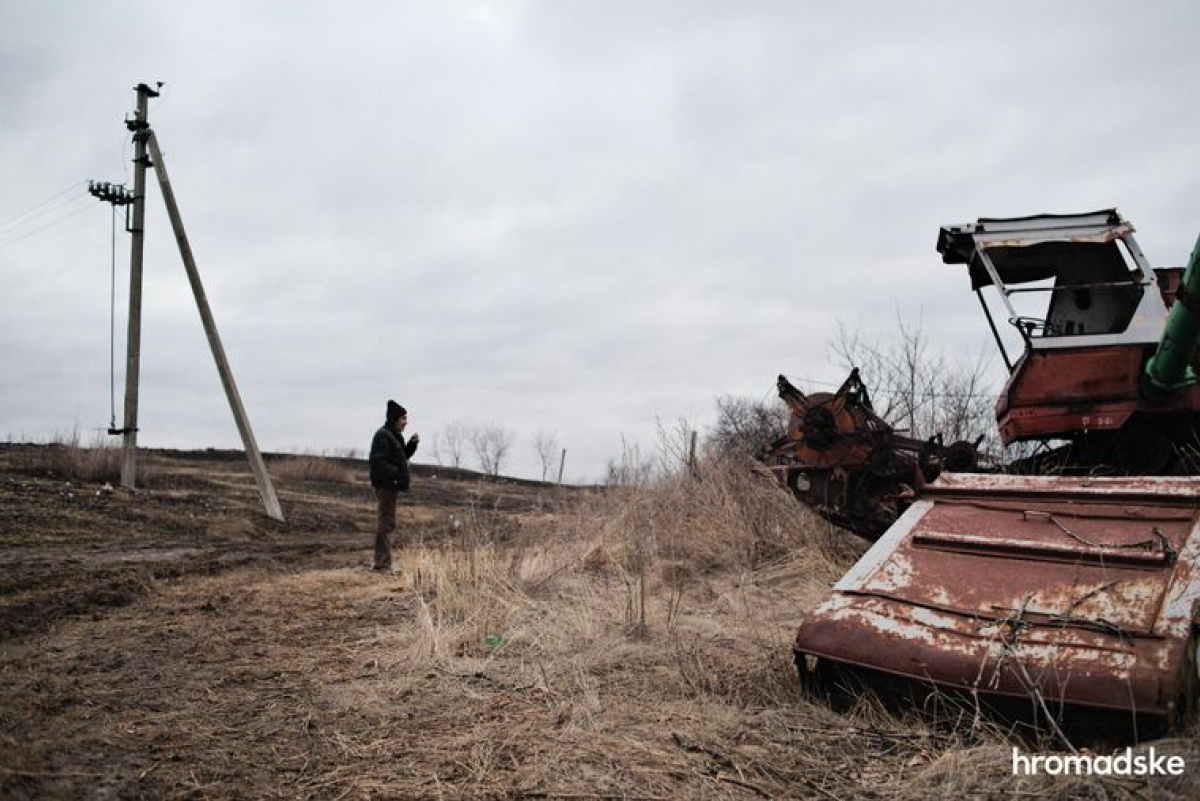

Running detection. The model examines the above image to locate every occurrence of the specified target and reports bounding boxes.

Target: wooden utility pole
[557,447,566,485]
[118,82,157,488]
[146,131,285,522]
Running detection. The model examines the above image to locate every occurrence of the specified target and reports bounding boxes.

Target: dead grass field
[1,443,1197,799]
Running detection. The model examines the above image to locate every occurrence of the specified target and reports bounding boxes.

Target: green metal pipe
[1145,231,1200,392]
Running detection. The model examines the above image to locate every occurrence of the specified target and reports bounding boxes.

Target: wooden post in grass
[557,447,566,485]
[145,130,285,523]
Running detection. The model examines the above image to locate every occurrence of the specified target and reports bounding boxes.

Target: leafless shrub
[424,432,441,465]
[533,429,561,482]
[604,436,655,487]
[441,420,469,468]
[708,395,788,457]
[830,316,997,453]
[470,424,514,477]
[654,416,700,474]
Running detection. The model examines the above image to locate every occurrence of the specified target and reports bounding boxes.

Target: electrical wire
[0,182,90,234]
[0,196,95,251]
[109,204,118,431]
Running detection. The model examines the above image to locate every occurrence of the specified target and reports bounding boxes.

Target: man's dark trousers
[375,488,399,570]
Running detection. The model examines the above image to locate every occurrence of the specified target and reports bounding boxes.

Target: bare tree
[533,429,560,482]
[605,435,655,487]
[707,396,788,457]
[425,432,441,466]
[654,415,701,474]
[471,424,514,477]
[441,420,469,468]
[829,316,996,453]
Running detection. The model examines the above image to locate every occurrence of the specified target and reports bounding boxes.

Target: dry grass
[14,429,147,485]
[272,453,356,484]
[265,454,897,797]
[3,447,1198,799]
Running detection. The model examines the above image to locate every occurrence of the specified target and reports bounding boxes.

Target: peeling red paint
[795,474,1200,720]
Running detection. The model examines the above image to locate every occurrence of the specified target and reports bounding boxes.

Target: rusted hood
[795,473,1200,719]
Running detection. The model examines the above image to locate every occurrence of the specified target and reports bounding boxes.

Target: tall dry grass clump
[578,451,837,580]
[272,454,354,484]
[24,429,133,484]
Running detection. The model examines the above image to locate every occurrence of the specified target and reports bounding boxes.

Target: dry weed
[893,739,1200,800]
[273,454,355,484]
[10,445,1192,799]
[577,452,843,575]
[19,429,145,485]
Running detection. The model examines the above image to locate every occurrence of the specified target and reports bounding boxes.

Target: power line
[0,197,96,251]
[109,203,119,431]
[0,188,90,237]
[0,181,89,231]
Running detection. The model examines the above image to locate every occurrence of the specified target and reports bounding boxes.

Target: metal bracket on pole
[145,130,286,523]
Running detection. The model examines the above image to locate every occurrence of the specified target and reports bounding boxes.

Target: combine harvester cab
[794,211,1200,734]
[938,209,1200,471]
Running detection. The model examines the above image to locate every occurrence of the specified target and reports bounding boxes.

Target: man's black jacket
[370,424,418,491]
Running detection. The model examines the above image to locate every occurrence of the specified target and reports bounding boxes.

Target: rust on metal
[762,370,979,540]
[938,209,1200,474]
[778,211,1200,727]
[794,473,1200,721]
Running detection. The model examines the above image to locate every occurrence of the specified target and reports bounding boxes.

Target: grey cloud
[3,1,1200,480]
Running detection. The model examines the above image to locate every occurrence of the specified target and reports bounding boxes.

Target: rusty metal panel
[795,474,1200,719]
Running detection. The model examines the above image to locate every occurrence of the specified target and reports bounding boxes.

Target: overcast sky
[3,1,1199,482]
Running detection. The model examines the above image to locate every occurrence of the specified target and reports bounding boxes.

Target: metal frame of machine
[938,210,1165,361]
[785,211,1200,734]
[795,473,1200,728]
[939,211,1200,463]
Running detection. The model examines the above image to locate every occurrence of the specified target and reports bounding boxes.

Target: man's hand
[410,433,420,445]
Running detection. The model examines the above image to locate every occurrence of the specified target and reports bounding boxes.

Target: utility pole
[118,82,158,489]
[146,131,284,522]
[105,82,284,522]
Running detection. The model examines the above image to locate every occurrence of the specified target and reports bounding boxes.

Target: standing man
[369,400,419,573]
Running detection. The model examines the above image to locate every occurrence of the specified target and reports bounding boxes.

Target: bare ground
[1,444,1197,800]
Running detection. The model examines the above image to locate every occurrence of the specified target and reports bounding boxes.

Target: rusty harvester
[767,369,979,541]
[769,211,1200,734]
